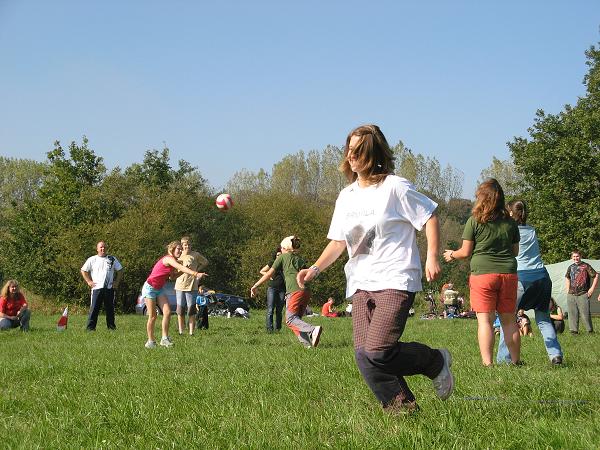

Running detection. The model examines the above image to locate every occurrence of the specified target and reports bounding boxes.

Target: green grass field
[1,312,598,449]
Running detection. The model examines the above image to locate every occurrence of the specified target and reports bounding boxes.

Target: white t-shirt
[81,255,123,290]
[327,175,437,297]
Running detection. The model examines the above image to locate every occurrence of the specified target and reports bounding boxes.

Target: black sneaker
[570,330,579,335]
[551,356,563,366]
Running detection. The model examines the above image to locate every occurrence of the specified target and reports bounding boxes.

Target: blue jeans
[497,273,562,362]
[498,309,563,362]
[266,286,285,331]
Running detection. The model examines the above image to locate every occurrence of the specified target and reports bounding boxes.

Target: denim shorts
[141,281,168,300]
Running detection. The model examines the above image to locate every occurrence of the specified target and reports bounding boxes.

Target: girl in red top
[321,297,340,317]
[0,280,31,331]
[142,241,206,348]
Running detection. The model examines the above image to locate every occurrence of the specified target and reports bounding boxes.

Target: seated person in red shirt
[0,280,31,331]
[321,297,341,317]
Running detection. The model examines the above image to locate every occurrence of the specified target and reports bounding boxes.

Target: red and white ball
[216,193,233,210]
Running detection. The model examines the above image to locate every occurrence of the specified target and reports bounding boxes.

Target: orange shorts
[469,273,518,313]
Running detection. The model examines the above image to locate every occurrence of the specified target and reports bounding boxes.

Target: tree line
[3,38,598,311]
[0,138,469,311]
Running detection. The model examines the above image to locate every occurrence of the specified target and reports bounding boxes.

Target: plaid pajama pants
[352,289,444,406]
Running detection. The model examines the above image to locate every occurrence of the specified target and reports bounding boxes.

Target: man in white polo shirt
[80,241,123,331]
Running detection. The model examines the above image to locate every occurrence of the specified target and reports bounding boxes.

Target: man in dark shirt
[259,247,286,333]
[565,250,598,333]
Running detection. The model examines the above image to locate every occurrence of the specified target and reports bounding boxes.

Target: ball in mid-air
[216,193,233,210]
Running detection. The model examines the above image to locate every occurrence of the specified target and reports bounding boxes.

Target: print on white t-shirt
[327,175,437,297]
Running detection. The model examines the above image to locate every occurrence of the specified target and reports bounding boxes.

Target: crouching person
[0,280,31,331]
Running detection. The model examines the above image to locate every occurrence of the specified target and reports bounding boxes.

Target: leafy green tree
[392,142,463,203]
[509,42,600,262]
[226,168,271,198]
[0,157,47,210]
[478,157,524,199]
[2,138,107,300]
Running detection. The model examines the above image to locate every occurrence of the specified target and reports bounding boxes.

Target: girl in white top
[297,124,454,414]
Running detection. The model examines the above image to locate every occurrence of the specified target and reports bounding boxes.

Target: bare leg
[177,312,185,334]
[476,312,495,366]
[145,298,157,341]
[499,312,521,363]
[158,295,171,339]
[189,308,196,335]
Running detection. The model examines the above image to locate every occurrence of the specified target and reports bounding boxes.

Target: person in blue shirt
[195,287,210,330]
[497,200,563,365]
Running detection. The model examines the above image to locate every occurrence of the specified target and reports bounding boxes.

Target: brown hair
[507,199,527,225]
[166,241,182,255]
[340,124,395,184]
[472,178,508,223]
[0,280,21,299]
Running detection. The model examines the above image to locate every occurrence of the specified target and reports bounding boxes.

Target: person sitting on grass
[493,313,501,335]
[549,298,565,334]
[251,235,322,348]
[0,280,31,332]
[321,297,341,317]
[517,309,532,336]
[143,241,206,349]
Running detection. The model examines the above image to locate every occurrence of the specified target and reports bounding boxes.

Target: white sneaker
[311,326,322,347]
[144,340,157,349]
[160,336,174,348]
[432,349,454,400]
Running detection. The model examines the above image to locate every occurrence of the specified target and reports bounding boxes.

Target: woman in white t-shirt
[297,124,454,414]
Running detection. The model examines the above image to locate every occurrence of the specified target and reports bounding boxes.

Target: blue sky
[1,1,599,197]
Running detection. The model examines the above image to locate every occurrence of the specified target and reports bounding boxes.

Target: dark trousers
[86,288,116,330]
[196,305,209,329]
[352,289,443,407]
[0,309,31,331]
[266,286,285,331]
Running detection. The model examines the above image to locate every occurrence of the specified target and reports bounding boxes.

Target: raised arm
[164,256,206,280]
[251,267,275,298]
[297,240,346,288]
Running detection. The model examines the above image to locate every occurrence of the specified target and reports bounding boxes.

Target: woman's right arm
[443,240,474,262]
[164,256,206,280]
[259,265,271,276]
[297,240,346,288]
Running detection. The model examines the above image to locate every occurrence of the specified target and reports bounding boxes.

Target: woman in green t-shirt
[443,178,521,366]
